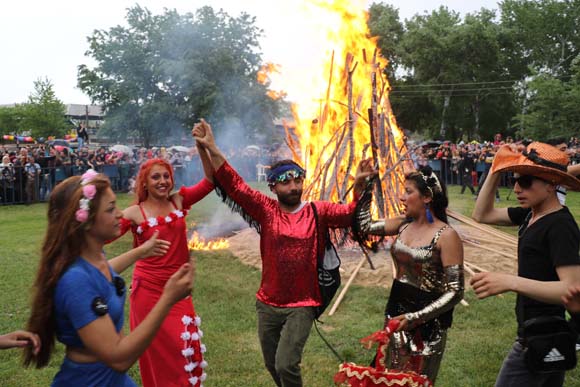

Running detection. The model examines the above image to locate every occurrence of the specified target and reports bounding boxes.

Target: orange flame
[188,231,229,251]
[264,0,411,217]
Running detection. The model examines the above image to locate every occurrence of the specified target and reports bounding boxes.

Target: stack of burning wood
[281,50,518,316]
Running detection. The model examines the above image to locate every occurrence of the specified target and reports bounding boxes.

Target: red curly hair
[134,158,175,203]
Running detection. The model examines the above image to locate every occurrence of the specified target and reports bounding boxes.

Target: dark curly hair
[405,166,448,223]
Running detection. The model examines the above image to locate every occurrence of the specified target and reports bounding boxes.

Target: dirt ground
[226,217,518,289]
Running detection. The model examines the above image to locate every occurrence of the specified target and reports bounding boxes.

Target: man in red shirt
[194,120,374,387]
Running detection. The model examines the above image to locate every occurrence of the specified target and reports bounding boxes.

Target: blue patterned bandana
[267,163,306,186]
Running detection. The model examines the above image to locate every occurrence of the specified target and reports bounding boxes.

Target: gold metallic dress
[383,223,464,383]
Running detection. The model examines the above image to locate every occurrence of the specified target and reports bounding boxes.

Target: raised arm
[193,119,226,171]
[471,171,510,225]
[192,122,214,184]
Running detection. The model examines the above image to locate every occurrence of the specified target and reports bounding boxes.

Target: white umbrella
[168,145,191,152]
[110,144,132,154]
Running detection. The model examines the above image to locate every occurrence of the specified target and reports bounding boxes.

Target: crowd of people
[2,124,580,386]
[0,142,280,205]
[410,135,580,188]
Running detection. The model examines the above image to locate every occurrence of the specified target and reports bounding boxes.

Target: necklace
[530,204,562,224]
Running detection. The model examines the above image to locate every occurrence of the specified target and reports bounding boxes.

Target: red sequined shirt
[215,161,358,307]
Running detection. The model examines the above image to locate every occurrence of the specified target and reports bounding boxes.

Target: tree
[515,57,580,140]
[367,3,404,79]
[21,78,68,139]
[500,0,580,77]
[0,105,26,136]
[78,5,280,146]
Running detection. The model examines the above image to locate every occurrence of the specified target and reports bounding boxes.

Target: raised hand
[140,230,171,258]
[354,158,378,194]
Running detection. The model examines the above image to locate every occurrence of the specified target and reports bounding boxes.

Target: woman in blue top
[23,170,195,386]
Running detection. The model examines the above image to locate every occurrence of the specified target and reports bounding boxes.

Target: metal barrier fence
[427,159,510,189]
[0,162,206,205]
[1,160,512,205]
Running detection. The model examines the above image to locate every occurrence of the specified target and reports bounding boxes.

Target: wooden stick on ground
[328,255,367,316]
[447,209,517,244]
[463,239,516,260]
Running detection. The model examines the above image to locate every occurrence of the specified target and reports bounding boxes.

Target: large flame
[262,0,411,217]
[188,231,230,251]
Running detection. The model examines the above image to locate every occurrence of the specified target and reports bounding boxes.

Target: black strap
[310,202,330,266]
[523,148,567,172]
[313,320,344,363]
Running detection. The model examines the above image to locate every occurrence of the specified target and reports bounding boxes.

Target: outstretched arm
[108,230,171,273]
[77,262,194,372]
[471,265,580,304]
[0,330,40,354]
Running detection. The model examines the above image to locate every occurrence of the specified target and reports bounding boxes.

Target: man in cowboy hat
[471,142,580,387]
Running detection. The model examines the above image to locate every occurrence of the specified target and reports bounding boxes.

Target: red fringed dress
[118,179,214,387]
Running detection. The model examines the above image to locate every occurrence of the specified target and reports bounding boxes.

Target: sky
[0,0,499,105]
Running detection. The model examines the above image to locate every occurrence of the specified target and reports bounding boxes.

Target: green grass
[1,186,580,386]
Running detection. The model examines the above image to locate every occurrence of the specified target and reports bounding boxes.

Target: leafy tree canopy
[78,5,280,146]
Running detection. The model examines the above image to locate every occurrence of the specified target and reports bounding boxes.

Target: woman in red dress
[117,128,214,387]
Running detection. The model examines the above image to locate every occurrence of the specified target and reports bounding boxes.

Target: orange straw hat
[490,142,580,191]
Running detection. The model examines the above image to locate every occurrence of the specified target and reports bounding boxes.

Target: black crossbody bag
[522,315,577,373]
[310,202,341,320]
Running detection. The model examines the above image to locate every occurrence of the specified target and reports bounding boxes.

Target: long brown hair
[134,158,174,204]
[24,174,111,368]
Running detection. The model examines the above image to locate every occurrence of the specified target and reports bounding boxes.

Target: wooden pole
[447,209,517,244]
[328,255,367,316]
[463,239,516,260]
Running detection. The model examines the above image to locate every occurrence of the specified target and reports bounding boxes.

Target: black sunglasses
[509,175,547,189]
[113,276,126,297]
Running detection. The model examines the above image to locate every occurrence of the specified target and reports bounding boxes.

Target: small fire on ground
[188,231,229,251]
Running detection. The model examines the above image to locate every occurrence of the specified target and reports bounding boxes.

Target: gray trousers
[495,341,565,387]
[256,300,315,387]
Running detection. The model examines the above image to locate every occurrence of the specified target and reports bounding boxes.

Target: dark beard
[277,190,302,207]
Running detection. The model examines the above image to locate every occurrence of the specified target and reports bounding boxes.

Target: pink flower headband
[76,169,98,223]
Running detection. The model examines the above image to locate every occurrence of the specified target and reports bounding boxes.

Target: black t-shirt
[508,206,580,336]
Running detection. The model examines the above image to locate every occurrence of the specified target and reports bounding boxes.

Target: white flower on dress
[181,347,194,357]
[184,362,196,372]
[136,226,143,234]
[194,316,202,326]
[165,215,172,223]
[198,329,204,338]
[188,376,199,385]
[200,372,207,382]
[182,315,193,326]
[148,217,158,227]
[200,344,206,353]
[174,209,184,218]
[181,331,191,341]
[191,332,199,341]
[200,360,208,369]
